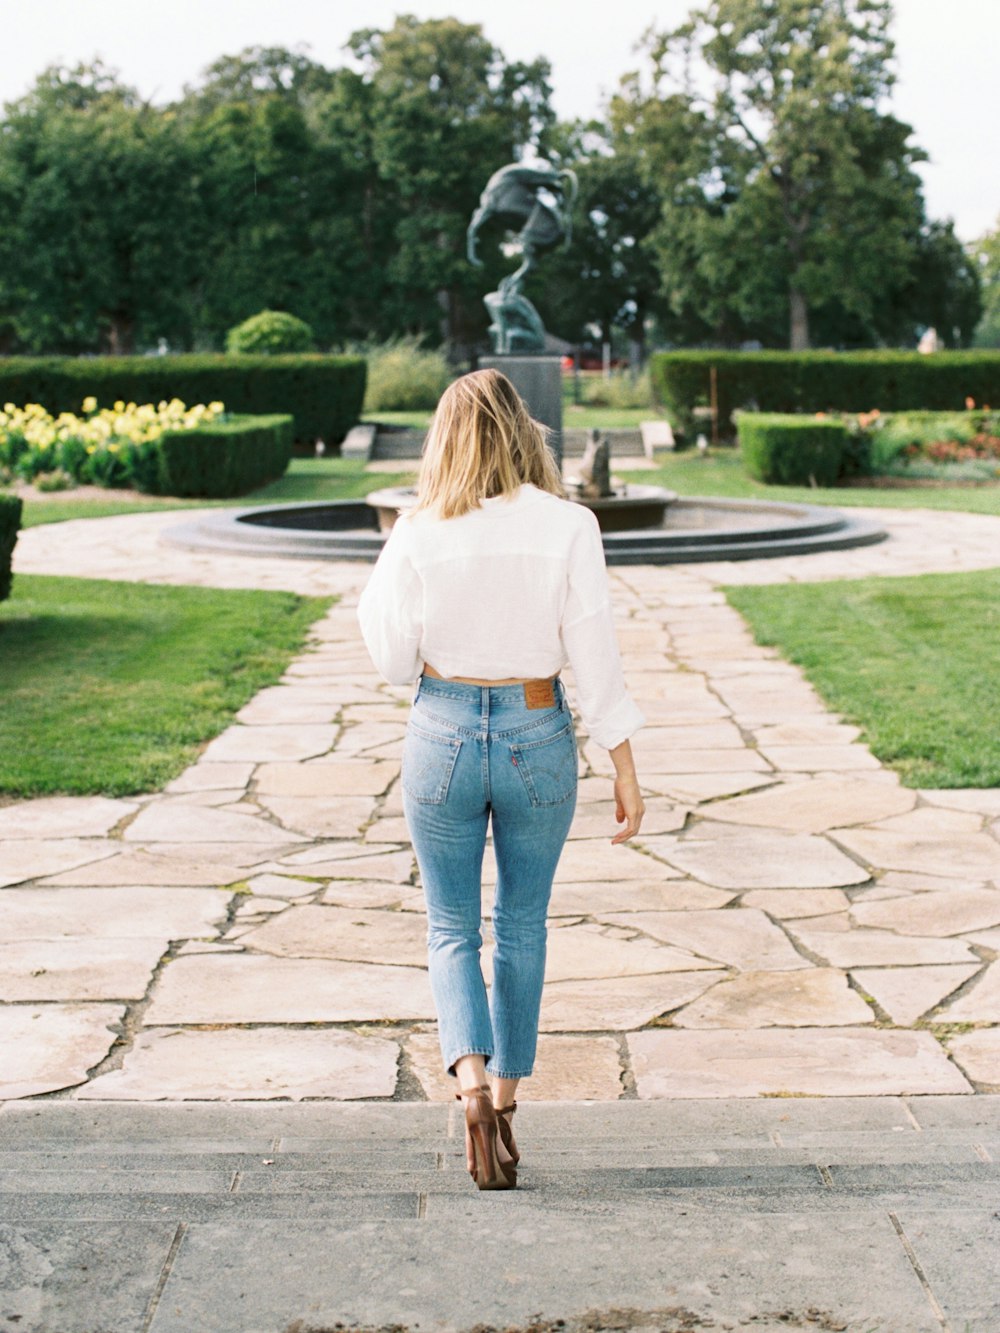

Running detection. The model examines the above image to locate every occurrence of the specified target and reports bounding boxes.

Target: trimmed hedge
[0,494,23,602]
[738,414,848,486]
[651,351,1000,439]
[150,415,294,498]
[0,354,365,447]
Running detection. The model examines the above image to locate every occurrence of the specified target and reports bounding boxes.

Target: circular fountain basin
[164,495,886,564]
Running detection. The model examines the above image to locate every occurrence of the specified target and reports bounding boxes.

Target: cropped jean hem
[485,1065,533,1079]
[446,1048,493,1077]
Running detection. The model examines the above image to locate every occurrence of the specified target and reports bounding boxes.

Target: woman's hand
[612,774,645,844]
[608,739,644,844]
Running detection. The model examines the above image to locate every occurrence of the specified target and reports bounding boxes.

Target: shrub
[361,337,452,411]
[0,494,22,602]
[650,350,1000,439]
[151,414,293,497]
[738,413,849,486]
[0,355,366,448]
[226,310,315,356]
[579,370,654,409]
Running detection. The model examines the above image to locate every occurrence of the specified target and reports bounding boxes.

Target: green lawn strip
[725,569,1000,788]
[11,459,416,528]
[619,448,1000,517]
[0,575,332,796]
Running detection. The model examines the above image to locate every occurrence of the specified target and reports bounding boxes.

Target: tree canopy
[0,6,980,356]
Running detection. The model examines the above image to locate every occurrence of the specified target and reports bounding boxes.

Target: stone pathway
[3,504,1000,1102]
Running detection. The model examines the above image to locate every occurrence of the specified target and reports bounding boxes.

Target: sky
[4,0,997,242]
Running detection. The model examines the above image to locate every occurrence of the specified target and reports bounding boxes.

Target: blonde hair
[414,369,564,519]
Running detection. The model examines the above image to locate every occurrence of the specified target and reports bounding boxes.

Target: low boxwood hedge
[0,494,23,602]
[651,351,1000,439]
[150,415,294,498]
[0,354,365,448]
[738,413,849,486]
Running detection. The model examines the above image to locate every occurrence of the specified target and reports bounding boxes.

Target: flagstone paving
[4,503,1000,1101]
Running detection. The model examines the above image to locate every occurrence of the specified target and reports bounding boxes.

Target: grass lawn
[726,568,1000,788]
[0,574,331,796]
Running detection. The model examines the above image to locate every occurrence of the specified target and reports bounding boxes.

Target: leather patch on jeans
[523,679,556,709]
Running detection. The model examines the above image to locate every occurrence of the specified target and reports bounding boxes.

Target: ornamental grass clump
[0,397,226,489]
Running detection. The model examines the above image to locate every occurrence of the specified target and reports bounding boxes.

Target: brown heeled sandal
[495,1100,519,1165]
[455,1085,517,1190]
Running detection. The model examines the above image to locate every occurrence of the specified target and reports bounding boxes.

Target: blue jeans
[402,674,578,1080]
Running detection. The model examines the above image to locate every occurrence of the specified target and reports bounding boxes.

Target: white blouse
[356,483,644,750]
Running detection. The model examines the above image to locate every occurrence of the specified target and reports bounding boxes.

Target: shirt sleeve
[560,509,645,750]
[356,518,423,684]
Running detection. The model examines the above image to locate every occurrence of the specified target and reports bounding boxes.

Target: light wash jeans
[402,674,578,1080]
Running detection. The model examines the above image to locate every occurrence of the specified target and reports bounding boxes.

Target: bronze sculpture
[467,162,577,354]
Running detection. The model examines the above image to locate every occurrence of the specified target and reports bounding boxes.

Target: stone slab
[850,964,983,1027]
[255,794,376,838]
[656,823,870,889]
[255,760,399,797]
[0,796,137,839]
[165,762,256,793]
[530,921,718,983]
[75,1027,399,1101]
[944,1030,1000,1087]
[241,873,318,900]
[539,971,727,1031]
[888,1208,1000,1329]
[318,879,423,910]
[0,937,167,1001]
[0,1222,179,1332]
[0,1005,125,1099]
[851,887,1000,936]
[740,889,850,918]
[278,849,414,883]
[0,887,230,939]
[406,1032,623,1101]
[569,800,688,840]
[832,827,1000,880]
[701,777,915,834]
[144,954,433,1024]
[552,838,667,883]
[789,925,980,967]
[651,772,777,803]
[141,1213,944,1333]
[124,800,304,845]
[757,744,881,771]
[673,968,874,1029]
[628,1028,974,1098]
[548,879,734,915]
[0,839,119,889]
[201,723,336,763]
[239,903,428,967]
[936,961,1000,1021]
[599,908,810,972]
[919,789,1000,816]
[37,848,267,887]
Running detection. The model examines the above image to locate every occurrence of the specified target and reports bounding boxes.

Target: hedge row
[151,415,294,497]
[0,355,366,447]
[738,415,849,486]
[0,494,22,602]
[651,351,1000,438]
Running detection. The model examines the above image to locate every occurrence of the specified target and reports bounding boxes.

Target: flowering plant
[0,397,226,488]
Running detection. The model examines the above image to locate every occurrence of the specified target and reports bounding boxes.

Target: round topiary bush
[225,310,315,356]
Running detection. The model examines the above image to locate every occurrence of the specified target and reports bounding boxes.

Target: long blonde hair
[414,369,564,519]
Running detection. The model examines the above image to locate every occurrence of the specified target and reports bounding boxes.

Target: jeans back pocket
[402,722,462,805]
[509,721,577,807]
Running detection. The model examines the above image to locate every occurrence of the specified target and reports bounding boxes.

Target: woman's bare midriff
[423,663,552,687]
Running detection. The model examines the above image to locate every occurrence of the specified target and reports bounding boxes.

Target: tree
[614,0,958,349]
[0,61,201,354]
[346,16,555,350]
[972,219,1000,348]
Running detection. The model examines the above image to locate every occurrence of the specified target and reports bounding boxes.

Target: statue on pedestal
[467,162,577,354]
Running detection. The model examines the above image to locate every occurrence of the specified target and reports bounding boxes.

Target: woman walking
[358,369,644,1190]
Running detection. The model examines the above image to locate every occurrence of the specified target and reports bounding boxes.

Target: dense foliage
[738,414,848,486]
[0,494,22,601]
[225,310,315,355]
[0,354,364,445]
[0,7,982,355]
[652,350,1000,437]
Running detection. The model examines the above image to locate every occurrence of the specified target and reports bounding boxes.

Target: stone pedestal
[479,354,563,470]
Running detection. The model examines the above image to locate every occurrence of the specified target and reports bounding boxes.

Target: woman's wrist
[608,738,637,781]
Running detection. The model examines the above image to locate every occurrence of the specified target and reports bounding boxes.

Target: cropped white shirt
[356,483,644,750]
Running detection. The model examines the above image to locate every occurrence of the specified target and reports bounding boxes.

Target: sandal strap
[495,1101,517,1116]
